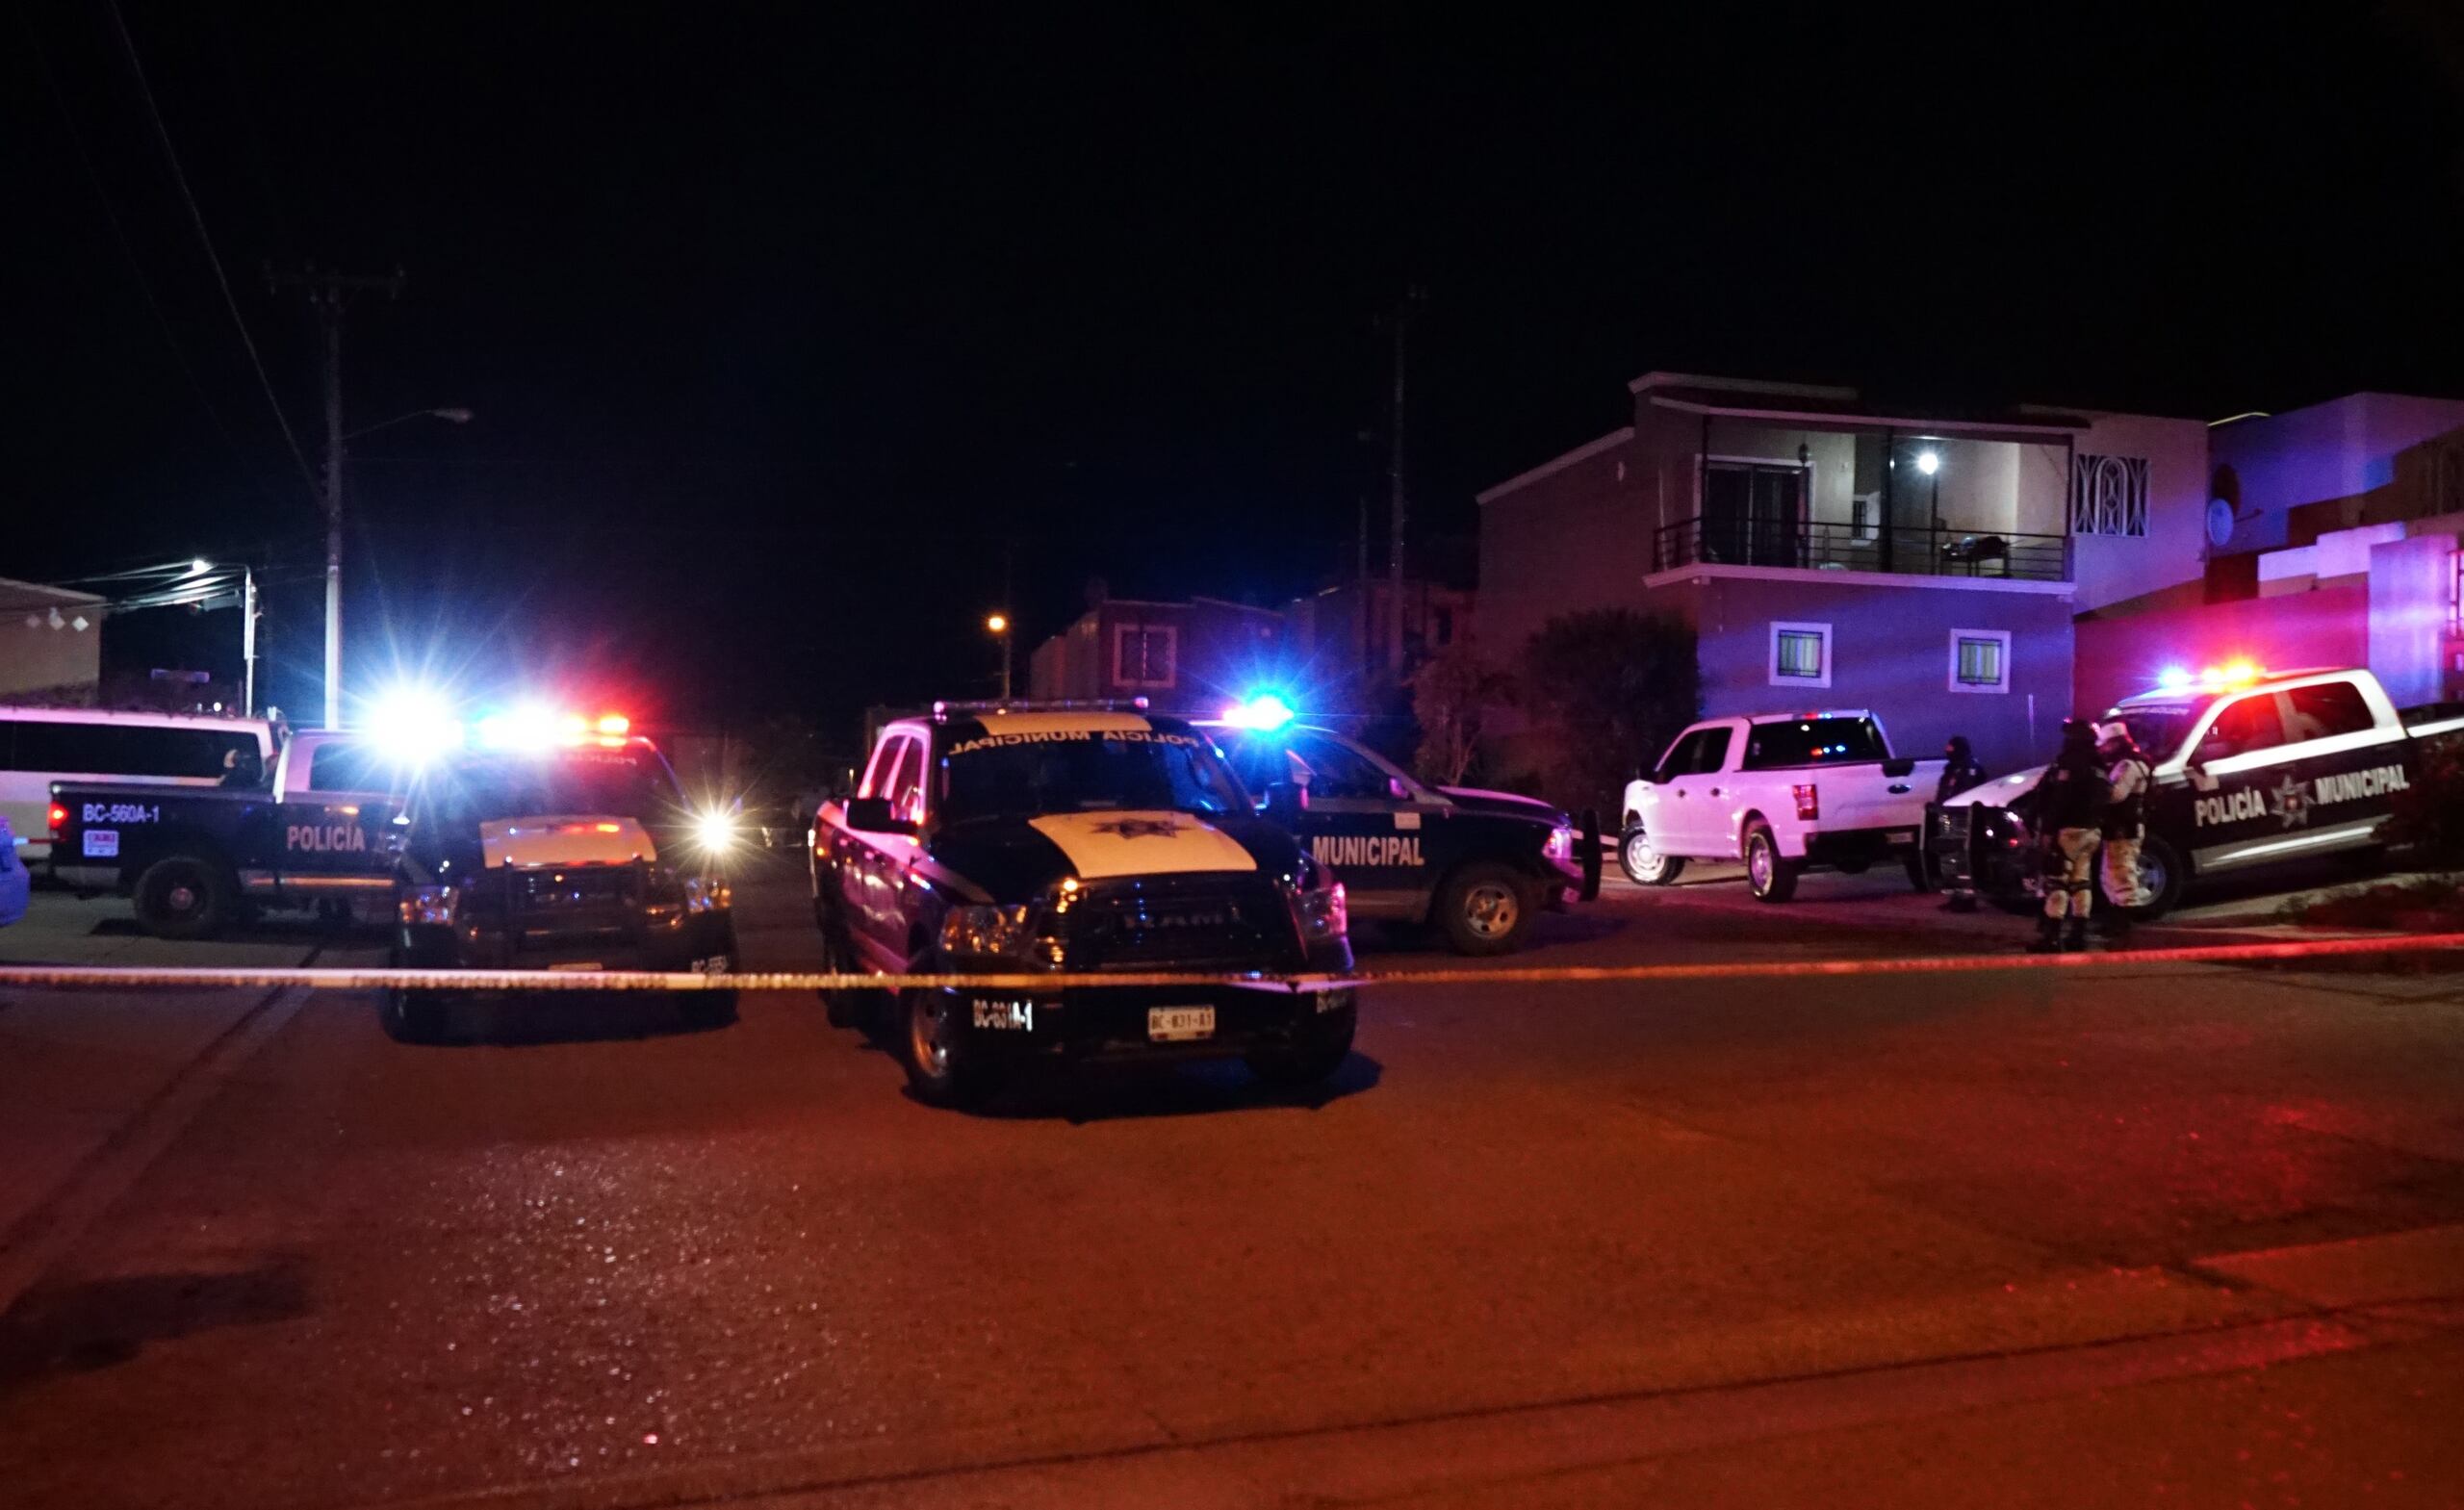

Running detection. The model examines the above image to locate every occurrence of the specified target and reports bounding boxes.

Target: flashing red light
[1791,783,1820,821]
[597,714,629,736]
[48,803,68,833]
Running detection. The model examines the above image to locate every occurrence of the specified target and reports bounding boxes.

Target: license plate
[1147,1006,1215,1042]
[1886,829,1915,843]
[547,961,603,972]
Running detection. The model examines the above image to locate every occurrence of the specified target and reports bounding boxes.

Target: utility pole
[241,565,259,717]
[269,265,403,727]
[1385,289,1425,678]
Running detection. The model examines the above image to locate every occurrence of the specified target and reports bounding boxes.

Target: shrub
[1519,609,1700,819]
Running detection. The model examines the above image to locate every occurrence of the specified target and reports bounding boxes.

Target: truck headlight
[939,903,1039,958]
[682,875,730,914]
[399,883,458,926]
[1544,824,1576,861]
[1288,857,1348,943]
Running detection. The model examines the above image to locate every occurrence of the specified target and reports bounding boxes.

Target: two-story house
[1477,373,2210,776]
[1025,594,1287,714]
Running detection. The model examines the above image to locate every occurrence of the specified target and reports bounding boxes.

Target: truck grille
[1068,875,1295,969]
[506,864,640,942]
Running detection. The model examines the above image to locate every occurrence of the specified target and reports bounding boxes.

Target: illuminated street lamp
[986,612,1013,702]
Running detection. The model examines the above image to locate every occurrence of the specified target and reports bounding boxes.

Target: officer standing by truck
[2026,719,2105,953]
[2095,721,2152,937]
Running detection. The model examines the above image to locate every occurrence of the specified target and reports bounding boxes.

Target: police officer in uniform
[2026,719,2105,953]
[2095,721,2151,937]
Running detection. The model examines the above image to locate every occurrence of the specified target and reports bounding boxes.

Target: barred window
[2071,454,2150,537]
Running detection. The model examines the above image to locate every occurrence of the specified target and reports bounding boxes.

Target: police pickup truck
[1619,710,1943,902]
[1932,667,2464,918]
[1203,713,1598,954]
[46,729,409,938]
[383,731,738,1042]
[810,702,1356,1108]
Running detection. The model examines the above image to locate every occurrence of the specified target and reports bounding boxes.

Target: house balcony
[1652,516,2070,582]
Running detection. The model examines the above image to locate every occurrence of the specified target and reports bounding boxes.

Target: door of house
[1704,463,1803,568]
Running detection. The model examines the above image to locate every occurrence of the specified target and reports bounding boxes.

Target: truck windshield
[937,729,1248,824]
[2105,703,2207,763]
[1740,716,1889,770]
[427,749,680,825]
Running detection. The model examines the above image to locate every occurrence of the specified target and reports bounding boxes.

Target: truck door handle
[1887,783,1911,794]
[1708,787,1722,797]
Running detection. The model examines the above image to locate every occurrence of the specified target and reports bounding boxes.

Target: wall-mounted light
[1915,449,1941,476]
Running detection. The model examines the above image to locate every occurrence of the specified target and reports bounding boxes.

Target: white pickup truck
[1619,710,1943,902]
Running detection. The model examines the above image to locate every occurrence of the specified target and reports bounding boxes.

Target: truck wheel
[133,855,236,940]
[2119,834,2187,920]
[378,986,447,1045]
[1434,862,1533,955]
[1247,1000,1356,1088]
[1743,823,1800,904]
[901,990,1001,1109]
[1619,828,1684,886]
[816,916,883,1030]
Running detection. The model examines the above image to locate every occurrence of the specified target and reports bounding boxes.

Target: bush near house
[1410,640,1515,787]
[1519,609,1700,819]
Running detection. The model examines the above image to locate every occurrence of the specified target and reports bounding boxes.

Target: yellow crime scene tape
[2,932,2461,992]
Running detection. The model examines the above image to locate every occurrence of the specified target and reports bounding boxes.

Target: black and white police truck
[46,729,408,938]
[809,700,1357,1107]
[1203,704,1598,954]
[1931,666,2464,917]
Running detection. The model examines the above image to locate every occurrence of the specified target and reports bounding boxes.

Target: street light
[986,613,1013,702]
[323,405,472,728]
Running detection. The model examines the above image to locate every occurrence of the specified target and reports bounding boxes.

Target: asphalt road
[2,857,2461,1508]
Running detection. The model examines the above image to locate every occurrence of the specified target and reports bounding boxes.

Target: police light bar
[363,687,464,764]
[1222,692,1296,731]
[472,706,634,752]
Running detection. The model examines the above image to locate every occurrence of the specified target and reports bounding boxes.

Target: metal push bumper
[936,980,1357,1065]
[397,909,736,976]
[1925,803,2034,901]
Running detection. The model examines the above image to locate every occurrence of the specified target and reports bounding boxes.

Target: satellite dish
[2205,498,2236,549]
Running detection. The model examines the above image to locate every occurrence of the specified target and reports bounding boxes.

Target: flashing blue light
[1223,692,1296,731]
[2156,666,2193,693]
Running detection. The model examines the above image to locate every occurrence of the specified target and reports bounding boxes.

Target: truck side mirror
[843,797,918,836]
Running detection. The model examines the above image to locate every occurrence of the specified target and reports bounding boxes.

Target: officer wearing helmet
[2024,718,2105,953]
[2096,720,2152,936]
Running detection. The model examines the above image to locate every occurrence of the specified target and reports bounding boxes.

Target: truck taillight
[1791,783,1819,821]
[48,803,67,834]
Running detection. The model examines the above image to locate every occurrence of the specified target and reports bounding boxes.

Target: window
[2071,454,2150,537]
[3,720,250,779]
[1113,624,1178,689]
[1742,716,1889,770]
[1285,732,1402,801]
[1658,727,1733,778]
[882,737,925,825]
[2197,694,2286,761]
[1768,622,1831,688]
[1850,493,1880,544]
[2281,681,2374,743]
[309,742,394,793]
[1948,629,2011,694]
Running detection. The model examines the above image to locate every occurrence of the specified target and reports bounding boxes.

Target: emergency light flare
[363,688,465,763]
[1223,692,1296,731]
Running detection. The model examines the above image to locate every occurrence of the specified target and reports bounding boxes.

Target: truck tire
[679,926,739,1030]
[1247,1001,1357,1088]
[378,986,448,1045]
[1742,822,1800,904]
[1434,861,1533,955]
[133,854,237,940]
[1904,851,1935,892]
[900,989,1001,1109]
[816,913,883,1030]
[2118,834,2187,920]
[1619,828,1684,886]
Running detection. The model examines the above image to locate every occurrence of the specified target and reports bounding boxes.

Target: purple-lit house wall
[1476,374,2215,779]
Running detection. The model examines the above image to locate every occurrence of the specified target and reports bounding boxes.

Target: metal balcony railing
[1653,517,2069,581]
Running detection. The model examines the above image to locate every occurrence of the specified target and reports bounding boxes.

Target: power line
[15,12,286,512]
[102,0,321,509]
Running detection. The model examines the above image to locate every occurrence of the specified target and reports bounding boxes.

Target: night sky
[10,6,2464,738]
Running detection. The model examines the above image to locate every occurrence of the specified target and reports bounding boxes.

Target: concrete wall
[2210,393,2464,552]
[2066,410,2213,614]
[2367,532,2460,708]
[0,605,105,702]
[1475,431,1643,667]
[1654,573,2075,776]
[2072,584,2370,718]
